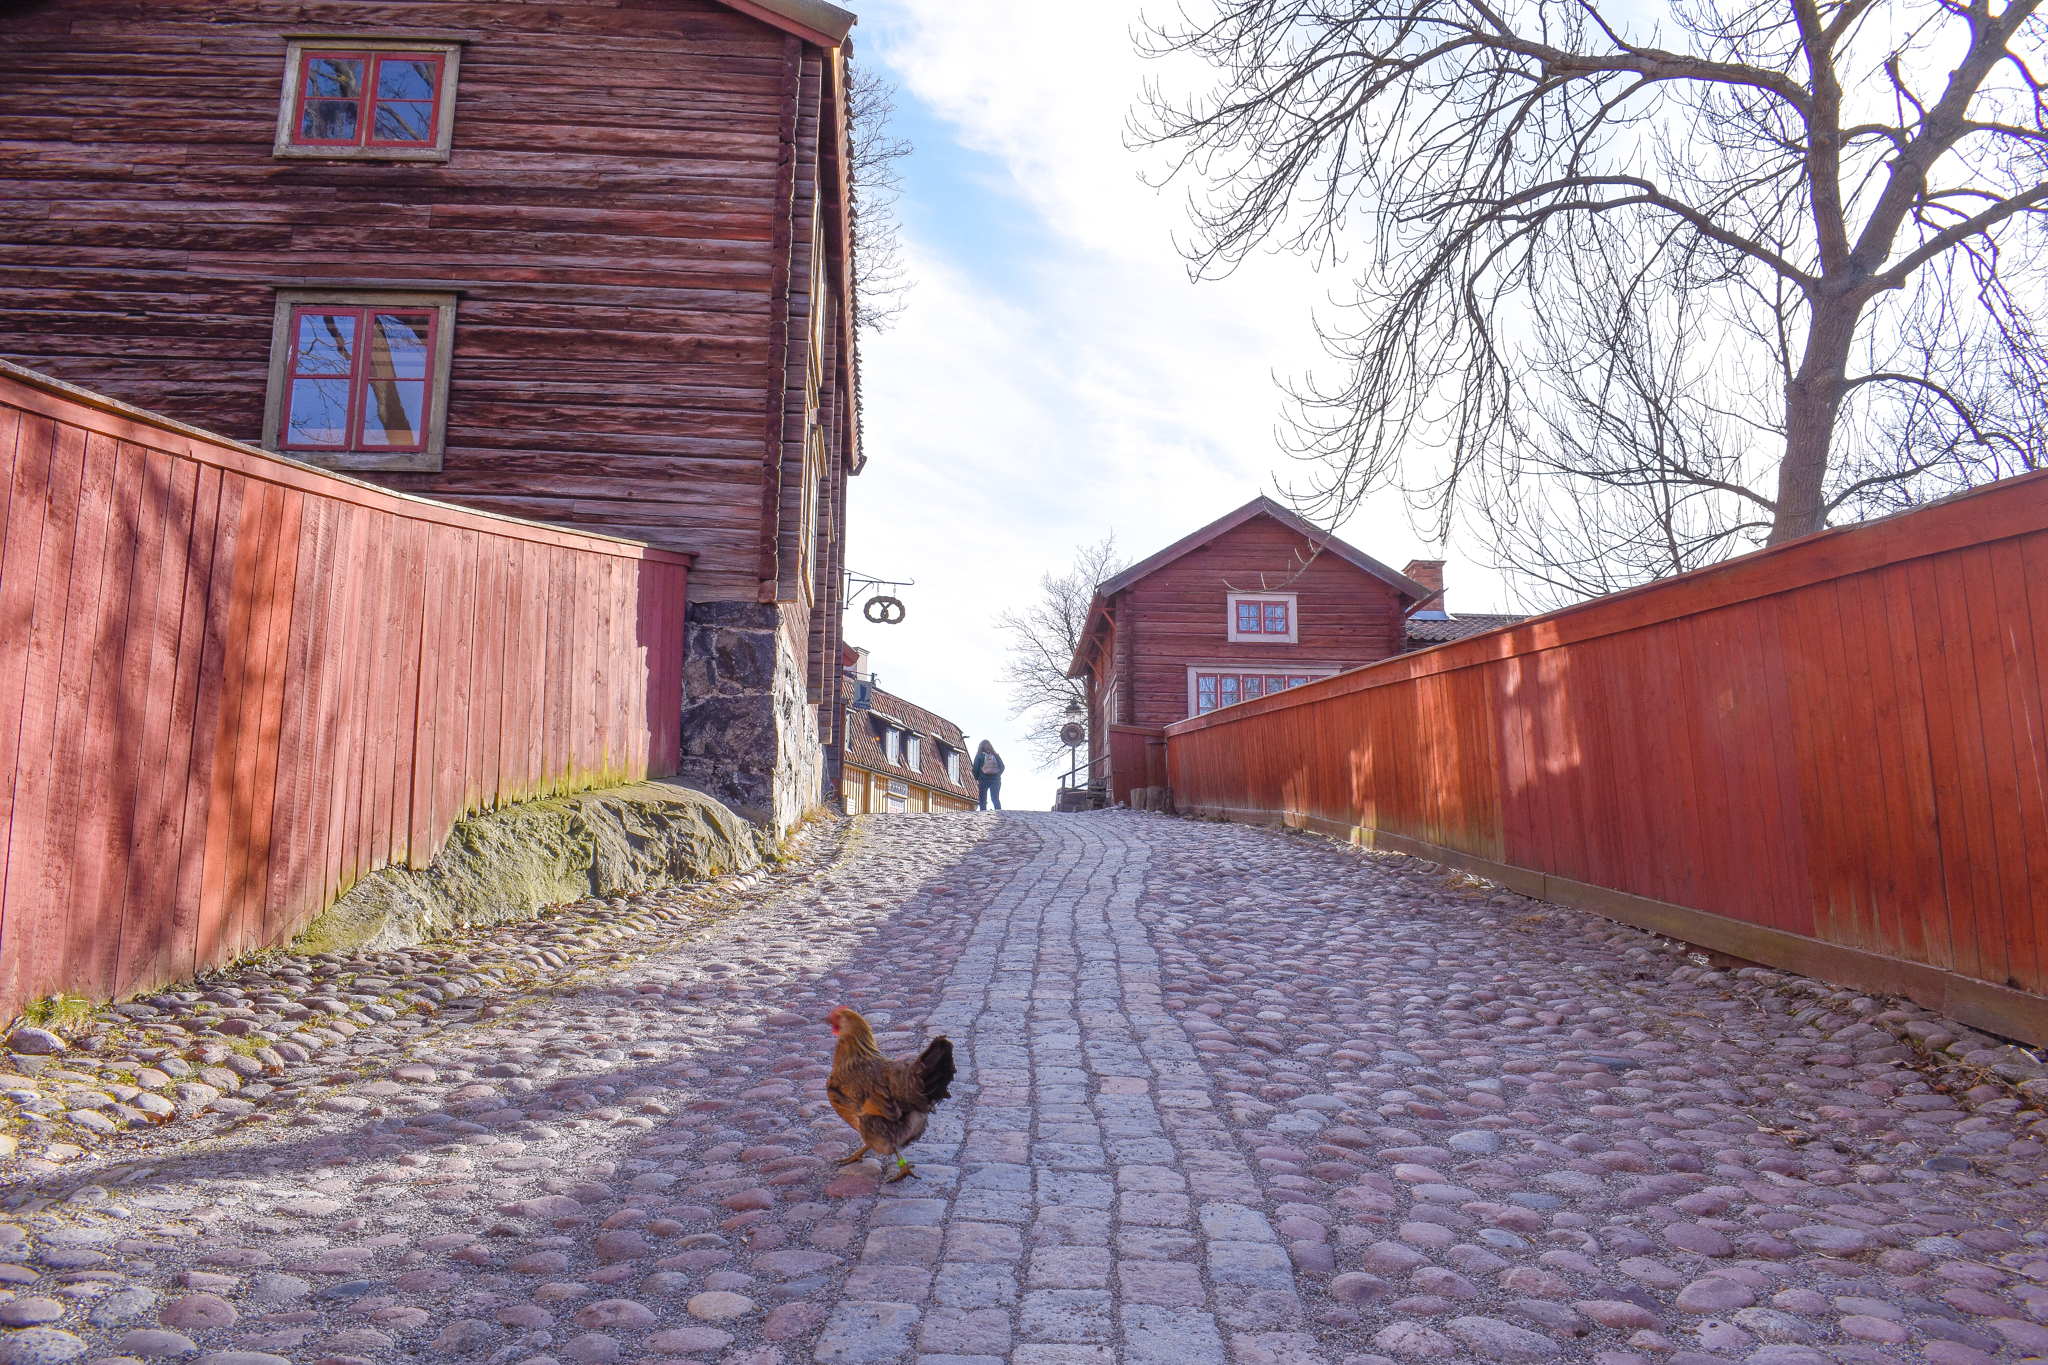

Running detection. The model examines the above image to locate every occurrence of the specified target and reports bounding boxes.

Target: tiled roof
[838,681,981,804]
[1405,613,1527,645]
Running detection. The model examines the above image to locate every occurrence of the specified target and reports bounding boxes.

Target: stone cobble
[0,810,2040,1365]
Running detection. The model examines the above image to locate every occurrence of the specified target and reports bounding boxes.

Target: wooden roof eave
[1066,594,1112,679]
[715,0,856,47]
[1095,494,1433,600]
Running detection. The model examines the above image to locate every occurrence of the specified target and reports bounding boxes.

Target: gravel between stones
[0,810,2041,1365]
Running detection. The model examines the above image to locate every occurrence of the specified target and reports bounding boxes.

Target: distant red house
[1066,497,1434,805]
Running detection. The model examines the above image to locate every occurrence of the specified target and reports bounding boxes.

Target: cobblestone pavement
[0,811,2045,1365]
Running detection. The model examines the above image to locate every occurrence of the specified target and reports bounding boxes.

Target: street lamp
[1062,697,1085,789]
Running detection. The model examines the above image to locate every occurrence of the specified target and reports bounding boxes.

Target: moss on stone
[293,778,765,955]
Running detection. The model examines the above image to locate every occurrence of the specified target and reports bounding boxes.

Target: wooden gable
[1070,498,1428,729]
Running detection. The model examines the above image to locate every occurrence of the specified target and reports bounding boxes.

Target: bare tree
[847,61,915,333]
[996,537,1131,769]
[1132,0,2048,588]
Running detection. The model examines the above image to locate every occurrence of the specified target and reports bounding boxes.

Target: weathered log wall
[0,362,688,1018]
[0,0,851,607]
[1168,472,2048,1045]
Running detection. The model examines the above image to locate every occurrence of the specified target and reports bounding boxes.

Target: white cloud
[843,0,1514,812]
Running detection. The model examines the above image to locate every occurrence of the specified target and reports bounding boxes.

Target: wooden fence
[1167,472,2048,1045]
[0,362,689,1018]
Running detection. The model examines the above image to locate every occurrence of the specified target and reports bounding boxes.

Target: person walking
[972,740,1005,811]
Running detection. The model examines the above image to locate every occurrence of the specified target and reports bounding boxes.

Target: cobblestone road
[1,812,2045,1365]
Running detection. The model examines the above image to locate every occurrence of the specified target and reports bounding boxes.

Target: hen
[825,1006,954,1183]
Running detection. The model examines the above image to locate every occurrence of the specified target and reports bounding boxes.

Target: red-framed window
[1195,672,1318,716]
[1235,599,1291,635]
[280,305,437,454]
[291,50,445,149]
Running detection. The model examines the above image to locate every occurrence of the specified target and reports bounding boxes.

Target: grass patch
[16,994,100,1035]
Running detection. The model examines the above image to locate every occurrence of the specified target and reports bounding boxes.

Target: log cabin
[0,0,863,831]
[1066,496,1436,807]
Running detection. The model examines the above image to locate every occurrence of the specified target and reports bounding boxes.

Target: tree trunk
[1769,297,1864,544]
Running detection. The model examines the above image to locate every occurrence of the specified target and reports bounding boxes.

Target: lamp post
[1062,698,1084,790]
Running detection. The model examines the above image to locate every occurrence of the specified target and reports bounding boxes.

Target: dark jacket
[973,751,1005,781]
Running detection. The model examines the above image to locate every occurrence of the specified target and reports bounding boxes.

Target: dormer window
[884,728,901,765]
[946,749,960,785]
[1226,592,1298,643]
[905,735,922,769]
[276,37,462,162]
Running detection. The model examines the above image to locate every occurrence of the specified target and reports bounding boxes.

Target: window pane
[300,100,361,141]
[1287,676,1310,688]
[376,57,438,101]
[1219,677,1239,707]
[1237,601,1260,633]
[1267,676,1287,693]
[1197,676,1216,715]
[286,378,351,446]
[357,381,425,446]
[1266,602,1289,633]
[298,57,365,143]
[372,99,434,143]
[303,56,365,99]
[368,313,431,378]
[293,311,356,375]
[1243,676,1264,699]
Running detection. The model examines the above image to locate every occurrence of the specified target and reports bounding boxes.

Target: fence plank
[1168,470,2048,1042]
[0,367,691,1015]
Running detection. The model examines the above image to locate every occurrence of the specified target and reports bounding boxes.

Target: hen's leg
[883,1154,918,1184]
[834,1144,871,1167]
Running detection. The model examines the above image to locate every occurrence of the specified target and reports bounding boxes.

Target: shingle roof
[1405,613,1527,645]
[838,682,981,805]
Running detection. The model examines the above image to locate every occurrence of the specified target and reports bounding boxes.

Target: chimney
[851,646,871,680]
[1403,559,1448,619]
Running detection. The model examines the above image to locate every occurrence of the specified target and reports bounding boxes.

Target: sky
[841,0,1516,813]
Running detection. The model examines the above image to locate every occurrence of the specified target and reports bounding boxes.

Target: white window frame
[261,288,458,473]
[1186,664,1339,717]
[884,728,900,765]
[276,34,464,162]
[946,750,960,785]
[1226,592,1299,643]
[905,734,922,770]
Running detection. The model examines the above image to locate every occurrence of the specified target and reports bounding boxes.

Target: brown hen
[825,1006,954,1183]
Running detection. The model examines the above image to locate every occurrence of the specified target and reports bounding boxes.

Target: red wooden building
[0,0,863,830]
[1067,497,1435,805]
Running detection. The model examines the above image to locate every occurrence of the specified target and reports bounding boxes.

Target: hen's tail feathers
[918,1037,955,1104]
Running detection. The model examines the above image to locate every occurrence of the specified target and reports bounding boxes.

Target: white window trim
[261,288,459,473]
[1226,592,1299,643]
[906,735,922,769]
[1186,663,1340,717]
[883,729,900,765]
[275,35,464,162]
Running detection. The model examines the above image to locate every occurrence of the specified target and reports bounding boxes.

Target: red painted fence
[1168,472,2048,1045]
[0,362,688,1018]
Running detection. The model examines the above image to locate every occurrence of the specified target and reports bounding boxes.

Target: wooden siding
[1166,472,2048,1044]
[0,363,688,1019]
[0,0,853,609]
[1112,514,1410,728]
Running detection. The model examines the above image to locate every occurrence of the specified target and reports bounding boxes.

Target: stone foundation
[676,600,821,833]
